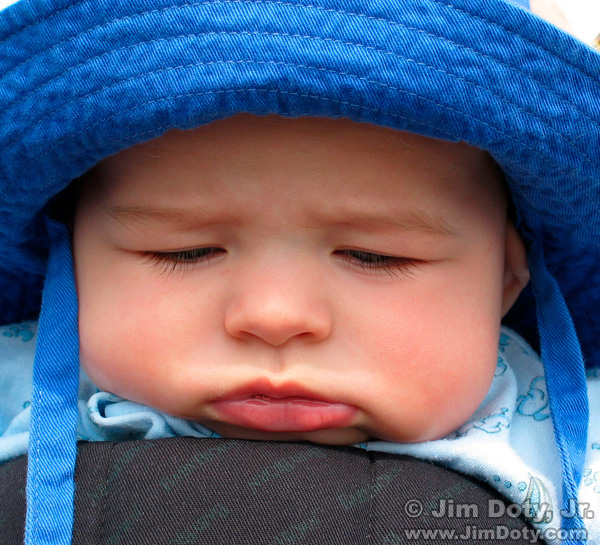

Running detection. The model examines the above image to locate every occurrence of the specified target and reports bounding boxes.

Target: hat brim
[1,0,600,363]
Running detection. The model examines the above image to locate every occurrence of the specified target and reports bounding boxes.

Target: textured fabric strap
[528,239,588,543]
[25,218,79,545]
[2,438,546,545]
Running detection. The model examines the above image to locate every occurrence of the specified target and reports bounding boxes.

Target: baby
[71,113,530,446]
[22,111,594,545]
[1,0,599,544]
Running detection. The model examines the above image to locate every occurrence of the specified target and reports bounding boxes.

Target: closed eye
[335,250,422,279]
[141,247,422,279]
[142,247,225,275]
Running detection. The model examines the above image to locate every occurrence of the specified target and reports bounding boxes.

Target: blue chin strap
[26,215,589,544]
[26,218,80,545]
[528,238,589,540]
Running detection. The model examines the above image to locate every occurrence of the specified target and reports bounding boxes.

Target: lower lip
[210,396,358,433]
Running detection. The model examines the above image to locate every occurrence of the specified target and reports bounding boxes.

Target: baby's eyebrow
[105,205,460,238]
[320,210,460,238]
[104,205,233,230]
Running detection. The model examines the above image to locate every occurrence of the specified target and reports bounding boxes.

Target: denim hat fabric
[0,0,599,543]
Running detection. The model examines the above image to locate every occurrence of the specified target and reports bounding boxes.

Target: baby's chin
[200,420,373,446]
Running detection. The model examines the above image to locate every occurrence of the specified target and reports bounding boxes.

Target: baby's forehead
[119,114,480,164]
[82,115,507,223]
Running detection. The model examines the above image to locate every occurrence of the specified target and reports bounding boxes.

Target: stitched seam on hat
[7,0,405,46]
[9,57,600,196]
[46,88,442,155]
[0,0,87,43]
[2,0,598,122]
[106,99,424,146]
[1,0,596,84]
[431,0,600,84]
[6,29,600,151]
[33,86,596,240]
[8,59,455,150]
[1,0,388,65]
[107,101,452,153]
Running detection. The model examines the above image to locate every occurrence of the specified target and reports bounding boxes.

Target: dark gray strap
[0,438,544,544]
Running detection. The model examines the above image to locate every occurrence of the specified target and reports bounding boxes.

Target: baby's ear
[501,221,530,316]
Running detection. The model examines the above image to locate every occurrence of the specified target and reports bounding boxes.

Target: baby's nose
[224,265,332,347]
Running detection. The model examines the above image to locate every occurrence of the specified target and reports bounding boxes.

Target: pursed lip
[216,378,335,402]
[209,378,358,432]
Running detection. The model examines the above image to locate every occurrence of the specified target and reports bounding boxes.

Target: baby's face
[73,114,528,445]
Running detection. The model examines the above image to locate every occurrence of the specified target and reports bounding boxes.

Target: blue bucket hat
[1,0,599,543]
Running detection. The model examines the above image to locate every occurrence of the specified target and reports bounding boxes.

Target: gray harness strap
[0,438,543,544]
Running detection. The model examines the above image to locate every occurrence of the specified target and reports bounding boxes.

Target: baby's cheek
[79,319,135,396]
[370,333,497,442]
[79,289,208,414]
[79,297,157,395]
[417,349,497,440]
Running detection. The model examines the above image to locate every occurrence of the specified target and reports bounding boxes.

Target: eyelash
[143,248,420,279]
[142,248,223,276]
[336,250,419,278]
